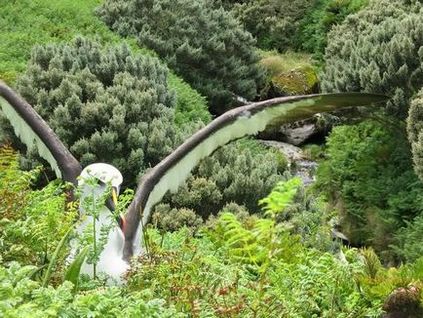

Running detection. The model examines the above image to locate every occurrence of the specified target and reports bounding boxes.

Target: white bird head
[79,163,123,194]
[79,163,124,225]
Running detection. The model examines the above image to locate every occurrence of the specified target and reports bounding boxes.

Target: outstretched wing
[0,81,81,185]
[122,92,388,259]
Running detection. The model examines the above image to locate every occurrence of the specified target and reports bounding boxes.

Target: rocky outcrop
[382,285,423,318]
[271,65,318,96]
[259,140,317,186]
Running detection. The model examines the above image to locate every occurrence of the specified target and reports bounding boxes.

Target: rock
[271,65,318,96]
[259,140,304,161]
[259,116,325,146]
[382,285,423,318]
[259,140,318,186]
[260,53,319,98]
[280,122,318,146]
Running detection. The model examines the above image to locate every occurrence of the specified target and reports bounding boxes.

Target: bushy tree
[152,204,203,233]
[319,0,423,262]
[321,0,423,119]
[160,141,285,218]
[232,0,315,52]
[14,37,181,186]
[97,0,265,114]
[408,89,423,181]
[298,0,368,60]
[316,121,423,262]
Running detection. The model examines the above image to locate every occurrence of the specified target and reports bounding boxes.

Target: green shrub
[232,0,315,52]
[298,0,369,60]
[98,0,265,113]
[0,146,75,270]
[0,262,181,317]
[394,215,423,263]
[0,0,209,131]
[169,75,211,127]
[321,0,423,119]
[127,188,409,317]
[316,121,423,262]
[12,37,182,187]
[164,140,284,217]
[152,204,203,233]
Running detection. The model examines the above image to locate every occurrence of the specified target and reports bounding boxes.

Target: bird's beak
[110,186,125,231]
[112,186,118,208]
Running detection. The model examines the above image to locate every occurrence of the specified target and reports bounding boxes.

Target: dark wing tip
[317,93,389,107]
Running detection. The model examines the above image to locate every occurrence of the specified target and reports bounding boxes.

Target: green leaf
[42,227,73,287]
[64,246,89,292]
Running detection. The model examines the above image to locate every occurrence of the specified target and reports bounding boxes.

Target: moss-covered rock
[260,52,319,97]
[271,65,318,96]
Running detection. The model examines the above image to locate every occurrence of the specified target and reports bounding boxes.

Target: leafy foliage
[12,37,182,186]
[1,155,422,316]
[126,180,423,317]
[259,178,302,218]
[0,146,76,269]
[232,0,314,52]
[394,214,423,263]
[316,121,423,262]
[0,262,181,317]
[98,0,265,113]
[321,0,423,119]
[298,0,369,60]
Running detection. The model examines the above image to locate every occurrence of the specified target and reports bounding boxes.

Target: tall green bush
[13,37,181,186]
[321,0,423,119]
[316,121,423,261]
[232,0,315,52]
[408,89,423,181]
[97,0,265,113]
[162,141,285,218]
[298,0,369,60]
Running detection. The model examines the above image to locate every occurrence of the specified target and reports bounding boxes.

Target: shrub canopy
[15,37,180,186]
[98,0,265,113]
[321,0,423,119]
[232,0,314,52]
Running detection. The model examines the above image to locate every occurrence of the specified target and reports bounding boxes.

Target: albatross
[0,80,388,279]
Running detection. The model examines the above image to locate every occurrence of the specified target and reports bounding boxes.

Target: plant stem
[92,193,97,279]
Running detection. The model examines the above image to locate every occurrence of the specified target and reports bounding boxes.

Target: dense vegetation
[2,0,423,316]
[319,0,423,266]
[2,150,423,316]
[15,38,179,186]
[98,0,265,113]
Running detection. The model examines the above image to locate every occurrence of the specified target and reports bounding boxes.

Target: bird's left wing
[123,93,388,259]
[0,81,81,184]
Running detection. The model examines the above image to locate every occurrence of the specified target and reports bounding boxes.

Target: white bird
[0,80,388,280]
[75,163,129,280]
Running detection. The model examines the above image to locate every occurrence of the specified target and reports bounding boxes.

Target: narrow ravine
[259,140,318,186]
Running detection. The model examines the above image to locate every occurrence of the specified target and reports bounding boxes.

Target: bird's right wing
[0,81,81,184]
[122,92,388,259]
